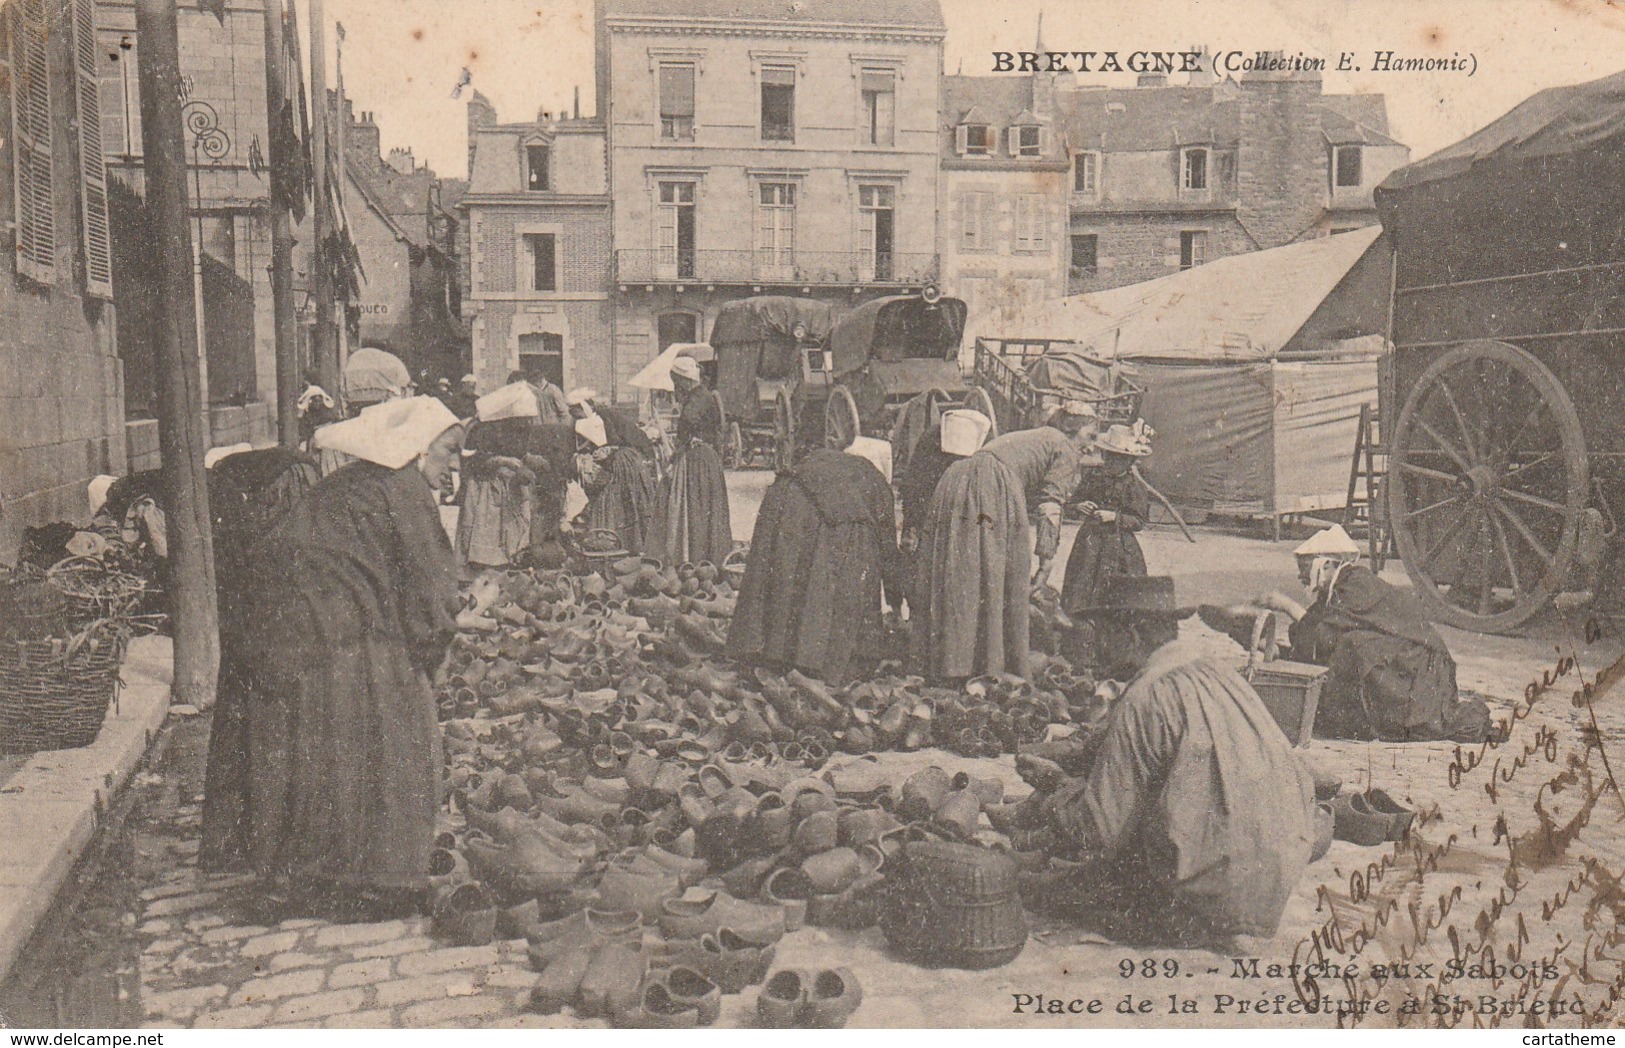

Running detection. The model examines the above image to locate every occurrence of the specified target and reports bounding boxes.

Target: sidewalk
[0,635,173,982]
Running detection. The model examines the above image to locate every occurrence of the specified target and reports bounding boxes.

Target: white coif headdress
[314,396,462,470]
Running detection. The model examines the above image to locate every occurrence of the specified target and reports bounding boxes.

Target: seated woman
[1266,526,1494,743]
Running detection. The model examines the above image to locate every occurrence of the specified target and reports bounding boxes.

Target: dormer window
[1013,125,1041,157]
[526,144,551,192]
[962,125,993,156]
[1181,146,1208,191]
[1334,145,1362,188]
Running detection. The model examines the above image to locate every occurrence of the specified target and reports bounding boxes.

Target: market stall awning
[628,342,715,392]
[966,226,1385,363]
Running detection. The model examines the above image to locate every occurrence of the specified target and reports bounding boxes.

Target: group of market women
[194,359,1493,948]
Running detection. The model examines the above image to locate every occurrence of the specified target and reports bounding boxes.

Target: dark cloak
[1289,564,1492,742]
[217,462,459,890]
[655,388,732,567]
[727,451,902,686]
[1060,466,1150,616]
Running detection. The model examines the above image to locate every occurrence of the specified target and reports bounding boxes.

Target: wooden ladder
[1343,402,1394,571]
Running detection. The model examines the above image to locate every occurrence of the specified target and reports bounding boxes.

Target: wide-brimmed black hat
[1072,575,1194,619]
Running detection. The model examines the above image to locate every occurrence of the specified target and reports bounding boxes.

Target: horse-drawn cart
[1375,70,1625,633]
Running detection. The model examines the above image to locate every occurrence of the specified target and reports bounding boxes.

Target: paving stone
[312,919,407,949]
[144,983,228,1019]
[268,951,329,972]
[191,1004,273,1029]
[277,918,325,930]
[201,924,270,945]
[239,930,302,957]
[185,914,228,932]
[228,967,327,1006]
[372,973,482,1008]
[143,890,222,917]
[329,957,393,989]
[322,1009,395,1028]
[139,878,201,902]
[143,938,186,956]
[482,1014,557,1029]
[137,918,175,936]
[270,987,369,1024]
[481,961,539,987]
[350,935,436,959]
[399,994,510,1027]
[395,943,503,977]
[171,839,201,855]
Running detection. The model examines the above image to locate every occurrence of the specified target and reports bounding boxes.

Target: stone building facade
[1056,64,1409,295]
[0,0,125,555]
[460,94,614,397]
[95,0,278,446]
[595,0,946,399]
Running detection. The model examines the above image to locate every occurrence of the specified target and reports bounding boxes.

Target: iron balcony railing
[615,249,939,286]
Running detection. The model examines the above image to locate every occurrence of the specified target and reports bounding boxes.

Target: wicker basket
[48,556,149,626]
[0,626,127,754]
[879,839,1027,969]
[0,566,70,641]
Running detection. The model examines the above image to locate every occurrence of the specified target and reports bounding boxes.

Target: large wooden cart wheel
[962,386,1000,439]
[708,389,728,448]
[723,420,743,470]
[825,385,861,450]
[774,391,796,472]
[1388,340,1588,633]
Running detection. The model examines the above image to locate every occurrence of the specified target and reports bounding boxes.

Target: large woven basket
[879,839,1028,969]
[0,626,126,754]
[48,556,150,627]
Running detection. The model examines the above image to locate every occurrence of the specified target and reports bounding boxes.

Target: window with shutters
[1014,125,1041,158]
[959,191,991,252]
[9,0,55,285]
[659,63,695,140]
[760,66,794,142]
[859,69,894,147]
[71,0,111,297]
[962,124,992,156]
[1013,194,1046,254]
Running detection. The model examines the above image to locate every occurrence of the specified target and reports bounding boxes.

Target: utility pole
[262,0,299,446]
[134,0,219,707]
[308,0,335,394]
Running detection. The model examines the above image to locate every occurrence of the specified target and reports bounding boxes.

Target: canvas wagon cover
[830,296,967,378]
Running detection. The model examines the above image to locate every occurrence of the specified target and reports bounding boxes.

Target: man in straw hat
[207,397,467,921]
[1016,574,1324,946]
[913,399,1098,680]
[1257,527,1494,743]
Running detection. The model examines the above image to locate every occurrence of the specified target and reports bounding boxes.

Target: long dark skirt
[1060,522,1147,615]
[584,448,658,555]
[913,454,1031,679]
[727,481,887,687]
[658,443,732,567]
[455,473,533,568]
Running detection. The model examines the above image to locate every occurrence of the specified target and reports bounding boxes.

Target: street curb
[0,635,173,984]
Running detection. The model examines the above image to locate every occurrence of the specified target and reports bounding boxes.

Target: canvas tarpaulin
[1135,359,1375,516]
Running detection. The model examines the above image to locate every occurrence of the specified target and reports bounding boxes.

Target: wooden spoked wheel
[962,386,999,439]
[825,385,861,450]
[774,391,796,471]
[1388,340,1588,633]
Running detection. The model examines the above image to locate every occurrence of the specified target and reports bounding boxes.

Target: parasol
[628,342,715,393]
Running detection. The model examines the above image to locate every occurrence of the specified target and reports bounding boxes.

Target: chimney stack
[573,86,580,120]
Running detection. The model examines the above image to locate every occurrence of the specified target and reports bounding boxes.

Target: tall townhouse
[596,0,946,398]
[460,93,615,397]
[0,0,126,554]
